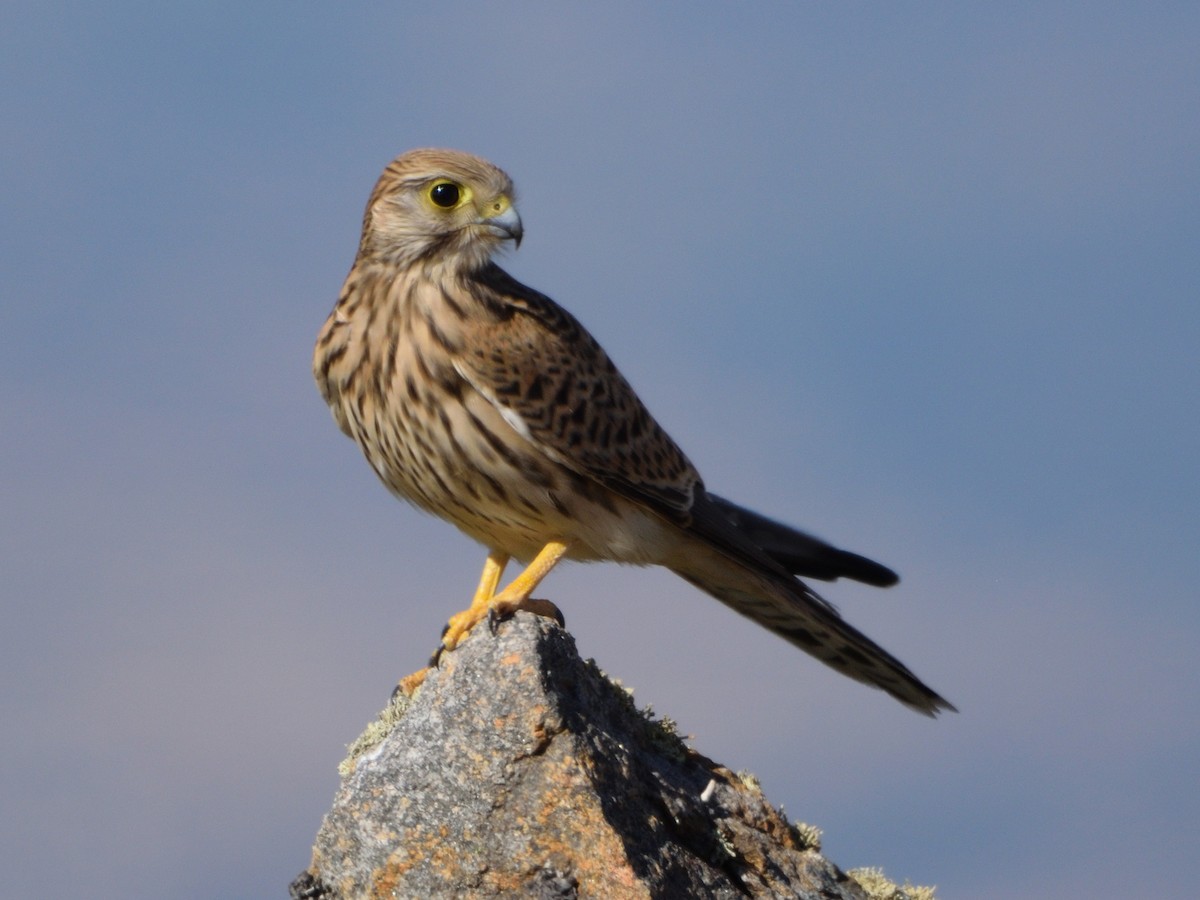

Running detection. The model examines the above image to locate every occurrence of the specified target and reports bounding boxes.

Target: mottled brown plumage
[314,148,954,715]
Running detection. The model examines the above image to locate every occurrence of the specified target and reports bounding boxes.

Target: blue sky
[3,3,1197,897]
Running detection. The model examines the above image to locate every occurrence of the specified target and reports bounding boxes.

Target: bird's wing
[455,267,899,588]
[454,264,701,523]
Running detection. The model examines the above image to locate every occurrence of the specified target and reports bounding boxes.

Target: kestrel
[314,148,954,715]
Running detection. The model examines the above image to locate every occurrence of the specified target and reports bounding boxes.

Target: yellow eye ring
[429,181,461,208]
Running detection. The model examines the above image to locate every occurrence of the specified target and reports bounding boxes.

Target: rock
[291,611,897,899]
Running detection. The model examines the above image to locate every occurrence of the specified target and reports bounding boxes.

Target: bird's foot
[394,666,431,698]
[395,596,564,699]
[441,540,571,652]
[441,593,564,653]
[396,542,571,697]
[487,596,564,633]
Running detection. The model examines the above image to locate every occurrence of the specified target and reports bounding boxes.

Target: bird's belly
[344,367,667,566]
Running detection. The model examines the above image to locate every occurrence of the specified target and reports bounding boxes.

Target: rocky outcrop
[292,611,930,899]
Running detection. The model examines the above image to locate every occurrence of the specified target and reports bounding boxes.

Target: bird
[313,148,954,716]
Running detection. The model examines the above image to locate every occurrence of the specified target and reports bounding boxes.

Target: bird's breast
[315,273,666,564]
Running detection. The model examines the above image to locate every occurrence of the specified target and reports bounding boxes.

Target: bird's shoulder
[465,263,587,340]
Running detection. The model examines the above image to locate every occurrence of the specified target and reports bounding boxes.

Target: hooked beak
[483,200,523,247]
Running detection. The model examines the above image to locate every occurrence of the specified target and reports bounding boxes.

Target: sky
[3,3,1197,897]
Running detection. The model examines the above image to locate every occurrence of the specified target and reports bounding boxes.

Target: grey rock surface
[292,611,876,899]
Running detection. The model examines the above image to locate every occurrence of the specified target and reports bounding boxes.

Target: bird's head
[357,148,523,271]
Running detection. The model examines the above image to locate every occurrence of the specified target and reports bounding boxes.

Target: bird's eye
[429,181,461,208]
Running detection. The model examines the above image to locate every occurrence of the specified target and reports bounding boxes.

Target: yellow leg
[442,540,571,651]
[472,550,510,606]
[492,540,571,607]
[396,543,569,696]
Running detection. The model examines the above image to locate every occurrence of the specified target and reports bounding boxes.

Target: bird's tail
[670,555,955,716]
[705,494,899,586]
